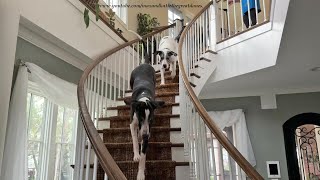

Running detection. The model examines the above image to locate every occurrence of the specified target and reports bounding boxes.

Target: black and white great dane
[124,42,164,180]
[155,26,185,85]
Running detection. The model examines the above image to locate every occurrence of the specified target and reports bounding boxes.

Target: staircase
[76,1,264,179]
[95,69,188,179]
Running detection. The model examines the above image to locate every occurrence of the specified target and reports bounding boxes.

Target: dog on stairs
[124,41,165,180]
[154,26,185,85]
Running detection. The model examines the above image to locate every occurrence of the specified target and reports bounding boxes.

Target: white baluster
[262,0,266,21]
[220,1,225,39]
[254,0,259,25]
[240,0,245,31]
[247,0,252,28]
[227,0,231,36]
[208,127,217,179]
[233,0,238,34]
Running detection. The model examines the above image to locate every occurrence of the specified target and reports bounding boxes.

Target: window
[27,88,78,180]
[103,0,127,24]
[168,7,182,25]
[207,127,242,179]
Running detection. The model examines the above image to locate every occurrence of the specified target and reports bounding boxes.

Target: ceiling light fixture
[310,67,320,72]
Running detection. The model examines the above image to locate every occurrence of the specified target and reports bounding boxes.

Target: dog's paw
[133,154,140,162]
[137,170,145,180]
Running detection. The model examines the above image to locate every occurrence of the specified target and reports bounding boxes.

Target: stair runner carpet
[98,69,183,180]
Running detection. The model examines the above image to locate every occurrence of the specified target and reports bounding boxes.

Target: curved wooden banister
[77,24,175,180]
[177,1,263,179]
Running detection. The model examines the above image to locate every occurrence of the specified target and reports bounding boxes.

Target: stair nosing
[107,102,179,110]
[99,114,180,121]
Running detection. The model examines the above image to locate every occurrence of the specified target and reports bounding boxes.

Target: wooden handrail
[77,24,175,180]
[177,1,264,179]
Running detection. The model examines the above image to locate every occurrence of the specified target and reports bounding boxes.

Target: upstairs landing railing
[77,22,181,180]
[216,0,272,42]
[178,1,264,179]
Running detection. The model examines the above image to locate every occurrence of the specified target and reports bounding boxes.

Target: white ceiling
[200,0,320,99]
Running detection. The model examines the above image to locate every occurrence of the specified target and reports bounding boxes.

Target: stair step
[199,57,211,62]
[101,127,181,133]
[205,49,218,54]
[190,73,201,78]
[189,82,196,87]
[104,142,184,148]
[124,83,179,93]
[116,160,188,180]
[99,114,180,121]
[107,103,179,110]
[117,92,179,101]
[102,127,181,143]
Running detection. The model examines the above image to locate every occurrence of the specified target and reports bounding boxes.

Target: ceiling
[200,0,320,99]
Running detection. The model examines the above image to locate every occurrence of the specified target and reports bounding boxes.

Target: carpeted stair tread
[104,142,184,148]
[125,83,179,93]
[107,103,179,110]
[117,92,179,101]
[103,127,179,142]
[99,114,179,121]
[102,127,181,132]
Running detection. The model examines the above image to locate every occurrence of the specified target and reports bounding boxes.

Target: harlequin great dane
[124,41,164,180]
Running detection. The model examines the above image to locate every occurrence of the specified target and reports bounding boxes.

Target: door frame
[283,113,320,179]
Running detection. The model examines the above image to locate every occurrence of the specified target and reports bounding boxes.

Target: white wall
[19,0,128,60]
[0,0,20,173]
[206,0,290,84]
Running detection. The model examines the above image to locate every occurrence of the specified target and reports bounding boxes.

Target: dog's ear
[150,100,165,109]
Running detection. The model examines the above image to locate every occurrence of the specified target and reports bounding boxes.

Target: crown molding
[18,17,92,71]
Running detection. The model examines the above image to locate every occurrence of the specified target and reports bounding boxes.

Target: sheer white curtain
[1,66,28,180]
[1,63,78,180]
[26,62,77,109]
[207,109,256,166]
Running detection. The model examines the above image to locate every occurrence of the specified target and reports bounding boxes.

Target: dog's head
[155,49,177,69]
[124,97,165,126]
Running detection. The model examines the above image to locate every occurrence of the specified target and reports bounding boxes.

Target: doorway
[283,113,320,180]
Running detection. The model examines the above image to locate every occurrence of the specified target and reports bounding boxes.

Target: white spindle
[247,0,252,28]
[113,55,117,106]
[233,0,238,34]
[151,36,154,65]
[127,47,131,90]
[254,0,259,25]
[217,142,225,180]
[209,128,217,179]
[220,1,225,39]
[122,53,126,97]
[109,55,114,106]
[227,0,231,36]
[240,0,245,31]
[79,130,86,180]
[92,65,100,180]
[117,52,121,98]
[262,0,266,21]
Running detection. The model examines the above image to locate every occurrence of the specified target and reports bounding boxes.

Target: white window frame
[103,0,128,25]
[27,82,78,180]
[168,7,182,25]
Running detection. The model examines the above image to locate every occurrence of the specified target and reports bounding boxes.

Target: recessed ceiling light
[310,67,320,72]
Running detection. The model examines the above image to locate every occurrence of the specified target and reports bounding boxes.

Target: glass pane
[28,141,42,180]
[28,95,46,141]
[56,107,64,142]
[63,109,76,143]
[54,144,74,180]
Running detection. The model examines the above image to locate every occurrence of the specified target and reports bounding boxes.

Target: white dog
[155,36,178,85]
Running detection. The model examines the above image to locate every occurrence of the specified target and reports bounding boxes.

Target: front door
[283,113,320,180]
